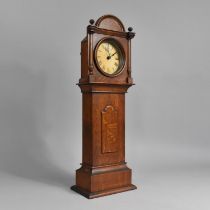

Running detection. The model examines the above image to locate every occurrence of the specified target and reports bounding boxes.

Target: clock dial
[95,39,124,76]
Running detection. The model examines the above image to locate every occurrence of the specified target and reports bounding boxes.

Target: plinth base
[71,184,137,199]
[71,163,137,199]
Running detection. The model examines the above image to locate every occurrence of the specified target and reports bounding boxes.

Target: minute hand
[107,52,117,60]
[111,52,117,57]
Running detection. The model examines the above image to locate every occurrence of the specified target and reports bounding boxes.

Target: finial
[128,27,133,32]
[89,19,95,25]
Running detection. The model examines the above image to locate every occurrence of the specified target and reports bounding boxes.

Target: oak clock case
[71,15,136,199]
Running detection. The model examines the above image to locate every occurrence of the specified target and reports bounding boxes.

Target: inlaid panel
[101,105,118,153]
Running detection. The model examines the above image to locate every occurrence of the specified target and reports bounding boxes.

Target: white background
[0,0,209,209]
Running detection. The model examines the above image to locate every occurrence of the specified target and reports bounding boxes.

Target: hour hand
[105,44,111,56]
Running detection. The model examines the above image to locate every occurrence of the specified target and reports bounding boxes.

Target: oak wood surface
[71,14,136,199]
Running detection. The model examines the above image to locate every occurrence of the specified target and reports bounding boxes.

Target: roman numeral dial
[95,39,124,76]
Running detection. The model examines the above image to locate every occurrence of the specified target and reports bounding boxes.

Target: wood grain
[71,14,136,199]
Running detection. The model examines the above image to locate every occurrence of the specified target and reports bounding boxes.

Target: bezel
[94,38,125,77]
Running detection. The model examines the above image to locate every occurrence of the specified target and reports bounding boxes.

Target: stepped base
[71,184,137,199]
[71,163,137,199]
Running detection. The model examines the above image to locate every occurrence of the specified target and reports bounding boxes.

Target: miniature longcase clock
[71,15,136,199]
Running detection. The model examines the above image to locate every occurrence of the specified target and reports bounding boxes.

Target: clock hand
[104,44,111,57]
[107,52,117,60]
[108,43,111,56]
[111,52,117,57]
[106,43,111,56]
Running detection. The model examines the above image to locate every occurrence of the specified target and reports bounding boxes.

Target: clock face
[95,39,124,76]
